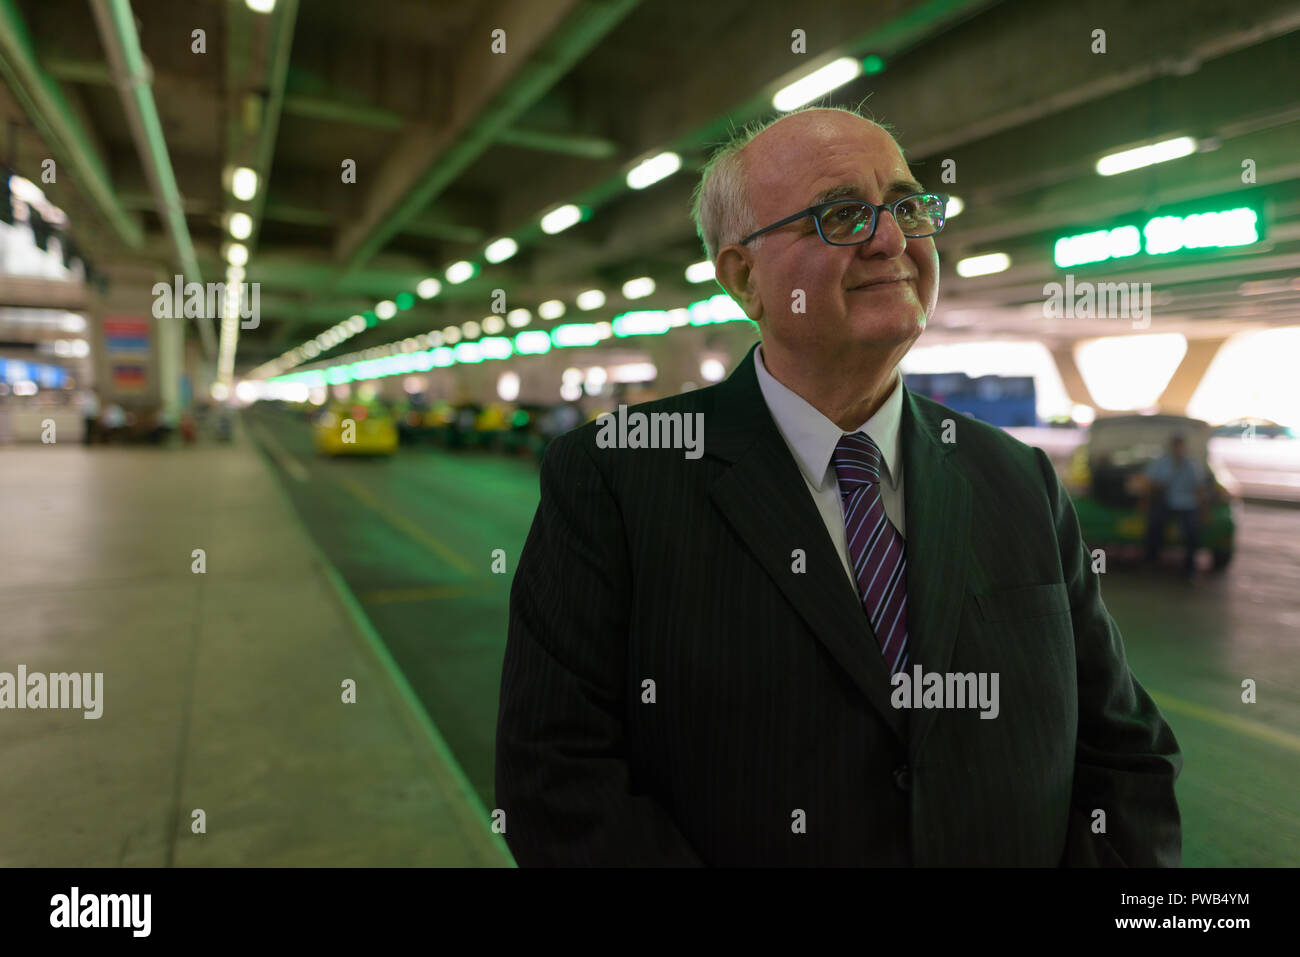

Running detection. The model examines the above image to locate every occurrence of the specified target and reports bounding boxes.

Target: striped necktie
[831,432,909,676]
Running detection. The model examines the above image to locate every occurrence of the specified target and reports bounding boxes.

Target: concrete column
[1049,343,1097,408]
[1157,336,1227,415]
[91,262,186,420]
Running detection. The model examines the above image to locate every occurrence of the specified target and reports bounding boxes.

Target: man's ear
[715,246,763,322]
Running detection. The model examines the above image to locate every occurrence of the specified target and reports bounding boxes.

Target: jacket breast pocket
[975,582,1071,623]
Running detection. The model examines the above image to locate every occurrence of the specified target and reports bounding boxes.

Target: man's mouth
[849,276,912,290]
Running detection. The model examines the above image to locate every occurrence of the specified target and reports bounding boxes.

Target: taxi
[312,400,398,455]
[1066,414,1238,569]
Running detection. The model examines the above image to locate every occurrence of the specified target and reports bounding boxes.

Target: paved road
[246,406,1299,866]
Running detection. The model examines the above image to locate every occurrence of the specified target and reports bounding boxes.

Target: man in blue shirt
[1143,434,1207,577]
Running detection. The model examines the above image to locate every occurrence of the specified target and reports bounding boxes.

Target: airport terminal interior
[0,0,1297,867]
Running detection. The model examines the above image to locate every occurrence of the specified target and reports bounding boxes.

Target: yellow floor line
[335,474,477,577]
[1150,691,1300,753]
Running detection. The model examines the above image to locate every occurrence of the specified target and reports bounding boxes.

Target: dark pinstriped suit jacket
[495,344,1182,866]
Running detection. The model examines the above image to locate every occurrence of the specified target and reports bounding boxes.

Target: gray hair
[689,104,896,264]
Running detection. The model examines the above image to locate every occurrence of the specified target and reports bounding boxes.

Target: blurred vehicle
[1211,417,1295,440]
[499,403,547,456]
[471,402,512,450]
[438,401,482,449]
[1044,414,1082,429]
[393,394,435,445]
[1066,414,1238,569]
[312,399,397,455]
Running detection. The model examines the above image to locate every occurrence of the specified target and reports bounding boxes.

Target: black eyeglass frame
[738,192,951,247]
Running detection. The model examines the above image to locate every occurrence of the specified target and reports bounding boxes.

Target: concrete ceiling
[2,0,1298,375]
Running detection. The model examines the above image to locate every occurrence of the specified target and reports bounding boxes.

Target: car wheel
[1211,548,1233,571]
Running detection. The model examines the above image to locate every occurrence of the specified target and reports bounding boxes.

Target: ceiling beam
[0,0,143,248]
[89,0,213,355]
[332,0,640,277]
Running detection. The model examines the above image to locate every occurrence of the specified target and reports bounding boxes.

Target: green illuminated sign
[1054,206,1260,268]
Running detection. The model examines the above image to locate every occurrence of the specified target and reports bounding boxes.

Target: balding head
[700,106,940,382]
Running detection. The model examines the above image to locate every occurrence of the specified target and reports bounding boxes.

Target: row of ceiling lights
[246,47,1201,375]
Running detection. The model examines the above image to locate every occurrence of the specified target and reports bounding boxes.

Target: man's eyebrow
[809,180,927,205]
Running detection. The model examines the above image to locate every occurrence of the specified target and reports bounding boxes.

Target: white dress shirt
[753,344,907,589]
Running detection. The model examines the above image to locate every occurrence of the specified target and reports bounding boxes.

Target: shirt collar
[754,343,904,492]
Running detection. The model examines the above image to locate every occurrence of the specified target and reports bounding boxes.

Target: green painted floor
[246,406,1300,867]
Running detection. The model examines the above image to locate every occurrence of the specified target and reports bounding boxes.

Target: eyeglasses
[739,192,951,246]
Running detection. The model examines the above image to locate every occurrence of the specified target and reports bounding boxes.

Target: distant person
[1142,434,1207,578]
[79,390,100,445]
[101,402,127,443]
[496,106,1181,866]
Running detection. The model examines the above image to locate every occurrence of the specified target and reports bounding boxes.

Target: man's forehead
[745,113,914,205]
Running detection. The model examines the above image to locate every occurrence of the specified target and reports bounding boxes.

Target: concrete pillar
[1049,343,1097,408]
[91,262,186,420]
[1157,336,1227,415]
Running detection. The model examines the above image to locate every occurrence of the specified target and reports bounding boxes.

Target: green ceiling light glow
[514,330,551,354]
[454,342,483,363]
[552,323,601,347]
[395,292,415,310]
[1144,207,1258,254]
[1054,206,1260,267]
[862,54,886,75]
[479,337,514,360]
[614,311,671,337]
[1054,225,1141,268]
[364,311,378,327]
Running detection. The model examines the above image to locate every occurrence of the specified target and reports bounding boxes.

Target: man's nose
[858,207,908,258]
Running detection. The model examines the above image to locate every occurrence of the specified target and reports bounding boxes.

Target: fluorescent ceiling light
[1096,136,1196,176]
[540,204,582,234]
[773,57,862,112]
[955,252,1010,277]
[945,196,964,219]
[485,237,518,263]
[626,152,681,190]
[445,261,476,284]
[538,299,566,320]
[375,300,396,320]
[228,212,252,239]
[685,261,715,283]
[231,167,258,201]
[417,278,442,299]
[225,242,248,266]
[576,289,606,311]
[622,277,655,299]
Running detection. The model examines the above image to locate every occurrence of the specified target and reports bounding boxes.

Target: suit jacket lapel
[706,345,906,741]
[899,385,972,757]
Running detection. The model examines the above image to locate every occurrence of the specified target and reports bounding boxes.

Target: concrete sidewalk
[0,428,512,866]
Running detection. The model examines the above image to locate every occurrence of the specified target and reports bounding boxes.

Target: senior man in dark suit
[495,106,1182,866]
